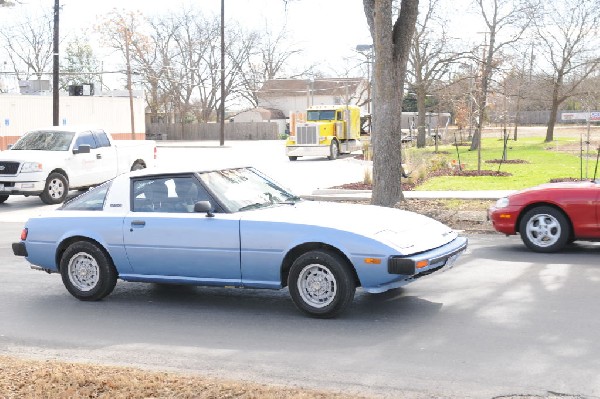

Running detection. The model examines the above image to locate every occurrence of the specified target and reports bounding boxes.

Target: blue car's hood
[240,200,457,254]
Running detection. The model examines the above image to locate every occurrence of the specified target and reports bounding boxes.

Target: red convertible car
[488,180,600,252]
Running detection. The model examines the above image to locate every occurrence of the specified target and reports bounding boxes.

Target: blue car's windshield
[198,167,299,213]
[11,131,74,151]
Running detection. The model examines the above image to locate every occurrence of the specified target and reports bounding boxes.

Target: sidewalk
[304,189,516,201]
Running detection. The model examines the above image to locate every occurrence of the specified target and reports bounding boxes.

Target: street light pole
[219,0,225,146]
[52,0,59,126]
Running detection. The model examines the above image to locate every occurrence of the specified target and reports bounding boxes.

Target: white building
[0,91,146,150]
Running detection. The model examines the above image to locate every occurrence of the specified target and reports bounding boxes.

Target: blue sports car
[12,166,467,318]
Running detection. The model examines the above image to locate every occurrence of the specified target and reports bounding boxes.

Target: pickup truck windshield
[11,131,75,151]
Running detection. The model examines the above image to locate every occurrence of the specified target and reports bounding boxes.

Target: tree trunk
[364,0,418,208]
[545,75,563,142]
[416,87,427,148]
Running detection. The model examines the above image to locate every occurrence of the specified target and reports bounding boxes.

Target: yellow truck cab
[286,105,362,161]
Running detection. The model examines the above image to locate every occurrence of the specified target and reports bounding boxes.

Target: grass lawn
[409,134,598,191]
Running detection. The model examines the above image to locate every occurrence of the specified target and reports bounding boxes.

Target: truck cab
[285,105,363,161]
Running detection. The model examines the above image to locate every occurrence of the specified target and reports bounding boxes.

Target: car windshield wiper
[238,202,271,212]
[279,196,302,204]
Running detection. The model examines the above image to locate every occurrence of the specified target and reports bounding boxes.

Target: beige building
[256,78,369,117]
[231,78,369,137]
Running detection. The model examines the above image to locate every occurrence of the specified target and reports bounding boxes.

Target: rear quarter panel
[24,213,131,274]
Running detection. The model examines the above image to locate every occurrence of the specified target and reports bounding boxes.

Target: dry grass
[0,355,365,399]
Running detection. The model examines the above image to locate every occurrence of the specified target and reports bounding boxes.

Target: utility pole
[125,28,135,139]
[52,0,59,126]
[219,0,225,146]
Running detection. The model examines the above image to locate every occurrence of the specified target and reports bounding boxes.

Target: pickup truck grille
[296,125,318,145]
[0,161,19,175]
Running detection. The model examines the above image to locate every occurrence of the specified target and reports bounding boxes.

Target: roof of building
[257,78,364,97]
[234,107,286,120]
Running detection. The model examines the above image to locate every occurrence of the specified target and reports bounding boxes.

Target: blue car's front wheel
[288,250,356,318]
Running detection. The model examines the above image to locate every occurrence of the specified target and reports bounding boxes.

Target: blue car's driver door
[121,176,242,285]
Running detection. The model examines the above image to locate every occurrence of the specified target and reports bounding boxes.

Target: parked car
[0,127,156,204]
[488,180,600,252]
[12,166,467,318]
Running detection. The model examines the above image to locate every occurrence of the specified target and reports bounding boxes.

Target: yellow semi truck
[285,105,363,161]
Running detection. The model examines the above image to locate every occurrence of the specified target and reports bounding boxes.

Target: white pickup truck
[0,127,156,204]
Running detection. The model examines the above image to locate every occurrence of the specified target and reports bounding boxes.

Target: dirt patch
[0,355,364,399]
[398,199,495,233]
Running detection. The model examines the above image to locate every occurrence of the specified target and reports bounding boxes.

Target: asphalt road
[2,221,600,398]
[1,142,600,398]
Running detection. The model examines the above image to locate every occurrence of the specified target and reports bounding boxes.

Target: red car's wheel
[519,206,570,253]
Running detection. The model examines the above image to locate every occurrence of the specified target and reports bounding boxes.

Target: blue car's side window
[62,181,111,211]
[132,176,214,213]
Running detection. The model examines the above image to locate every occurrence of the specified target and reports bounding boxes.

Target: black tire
[519,206,570,253]
[131,161,145,171]
[288,156,298,161]
[0,194,9,204]
[288,250,355,318]
[59,241,118,301]
[40,172,69,204]
[328,140,339,160]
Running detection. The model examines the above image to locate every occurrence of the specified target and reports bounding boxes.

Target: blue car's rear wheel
[288,250,355,318]
[60,241,117,301]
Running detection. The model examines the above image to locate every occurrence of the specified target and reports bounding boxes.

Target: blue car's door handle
[130,220,146,231]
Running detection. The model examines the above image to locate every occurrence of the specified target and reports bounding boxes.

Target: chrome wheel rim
[48,178,65,199]
[525,213,561,248]
[68,252,100,292]
[297,264,337,308]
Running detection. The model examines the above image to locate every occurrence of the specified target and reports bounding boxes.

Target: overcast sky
[0,0,374,75]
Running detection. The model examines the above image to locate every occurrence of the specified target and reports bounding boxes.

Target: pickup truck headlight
[20,162,43,173]
[495,197,510,208]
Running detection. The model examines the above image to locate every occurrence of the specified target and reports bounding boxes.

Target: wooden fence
[147,122,279,141]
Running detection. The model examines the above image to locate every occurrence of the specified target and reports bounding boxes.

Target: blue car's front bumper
[363,236,468,293]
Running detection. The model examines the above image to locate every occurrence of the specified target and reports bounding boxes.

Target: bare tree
[469,0,538,170]
[534,0,600,142]
[363,0,419,207]
[0,0,21,7]
[236,25,304,107]
[0,10,54,80]
[96,9,146,136]
[408,0,467,148]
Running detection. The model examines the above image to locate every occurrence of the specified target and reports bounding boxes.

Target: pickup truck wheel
[288,250,355,318]
[131,161,145,171]
[328,140,339,160]
[519,206,570,253]
[0,195,8,204]
[60,241,117,301]
[288,156,298,161]
[40,172,69,204]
